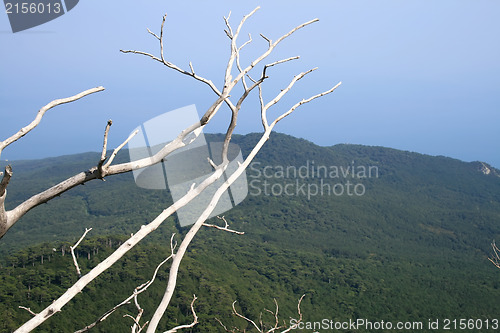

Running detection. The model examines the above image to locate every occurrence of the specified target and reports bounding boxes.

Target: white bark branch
[279,294,305,333]
[232,300,261,332]
[163,295,198,333]
[203,216,244,235]
[102,129,139,172]
[75,234,177,333]
[219,295,305,333]
[146,76,334,331]
[120,12,220,98]
[489,241,500,269]
[12,7,339,332]
[18,306,36,317]
[14,160,229,332]
[0,98,221,239]
[70,228,92,277]
[270,81,342,127]
[0,87,105,161]
[97,120,113,176]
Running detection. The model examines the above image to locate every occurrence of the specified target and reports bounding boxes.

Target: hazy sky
[1,0,499,168]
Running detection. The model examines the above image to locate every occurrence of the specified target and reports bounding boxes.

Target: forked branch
[14,7,339,333]
[70,228,93,278]
[203,216,245,235]
[217,295,306,333]
[489,241,500,269]
[75,234,177,333]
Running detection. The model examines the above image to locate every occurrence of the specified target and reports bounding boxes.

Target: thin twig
[75,234,177,333]
[70,228,92,277]
[103,129,139,170]
[163,295,198,333]
[280,294,305,333]
[489,241,500,269]
[98,120,113,177]
[18,306,36,316]
[203,216,244,235]
[232,301,261,332]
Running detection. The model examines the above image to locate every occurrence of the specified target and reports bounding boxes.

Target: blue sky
[1,0,499,168]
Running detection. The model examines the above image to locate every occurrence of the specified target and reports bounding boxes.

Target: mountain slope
[1,133,500,332]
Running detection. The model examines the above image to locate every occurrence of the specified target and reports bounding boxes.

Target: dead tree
[216,295,306,333]
[4,7,341,333]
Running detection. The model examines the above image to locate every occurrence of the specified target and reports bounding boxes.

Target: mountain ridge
[1,132,500,331]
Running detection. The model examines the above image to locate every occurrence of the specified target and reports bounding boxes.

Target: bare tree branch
[0,90,221,239]
[232,300,262,332]
[163,295,198,333]
[18,306,36,317]
[141,9,337,332]
[279,294,305,333]
[0,165,12,237]
[269,81,342,127]
[120,12,220,98]
[13,7,339,332]
[97,120,113,177]
[0,87,105,161]
[221,295,305,333]
[146,78,336,332]
[14,160,229,332]
[70,228,92,278]
[75,234,177,333]
[123,312,148,333]
[0,165,13,197]
[203,216,244,235]
[489,240,500,269]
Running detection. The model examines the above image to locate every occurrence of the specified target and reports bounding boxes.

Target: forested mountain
[1,133,500,332]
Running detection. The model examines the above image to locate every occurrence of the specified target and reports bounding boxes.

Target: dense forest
[1,133,500,332]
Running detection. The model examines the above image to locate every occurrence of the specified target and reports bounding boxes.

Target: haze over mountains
[1,133,500,332]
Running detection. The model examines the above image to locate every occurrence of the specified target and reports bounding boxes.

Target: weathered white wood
[13,6,340,332]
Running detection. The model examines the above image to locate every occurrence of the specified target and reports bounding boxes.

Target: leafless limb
[14,7,339,332]
[0,88,105,238]
[219,295,305,333]
[163,295,198,333]
[0,165,13,196]
[133,8,338,332]
[0,165,13,232]
[74,234,177,333]
[280,294,305,333]
[232,300,262,332]
[103,129,139,170]
[0,87,105,161]
[147,85,338,332]
[489,241,500,269]
[121,13,220,97]
[203,215,244,235]
[70,228,92,277]
[123,312,148,333]
[97,120,113,177]
[18,306,36,316]
[215,317,231,332]
[0,5,331,242]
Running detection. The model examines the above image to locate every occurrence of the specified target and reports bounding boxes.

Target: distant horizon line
[1,132,499,170]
